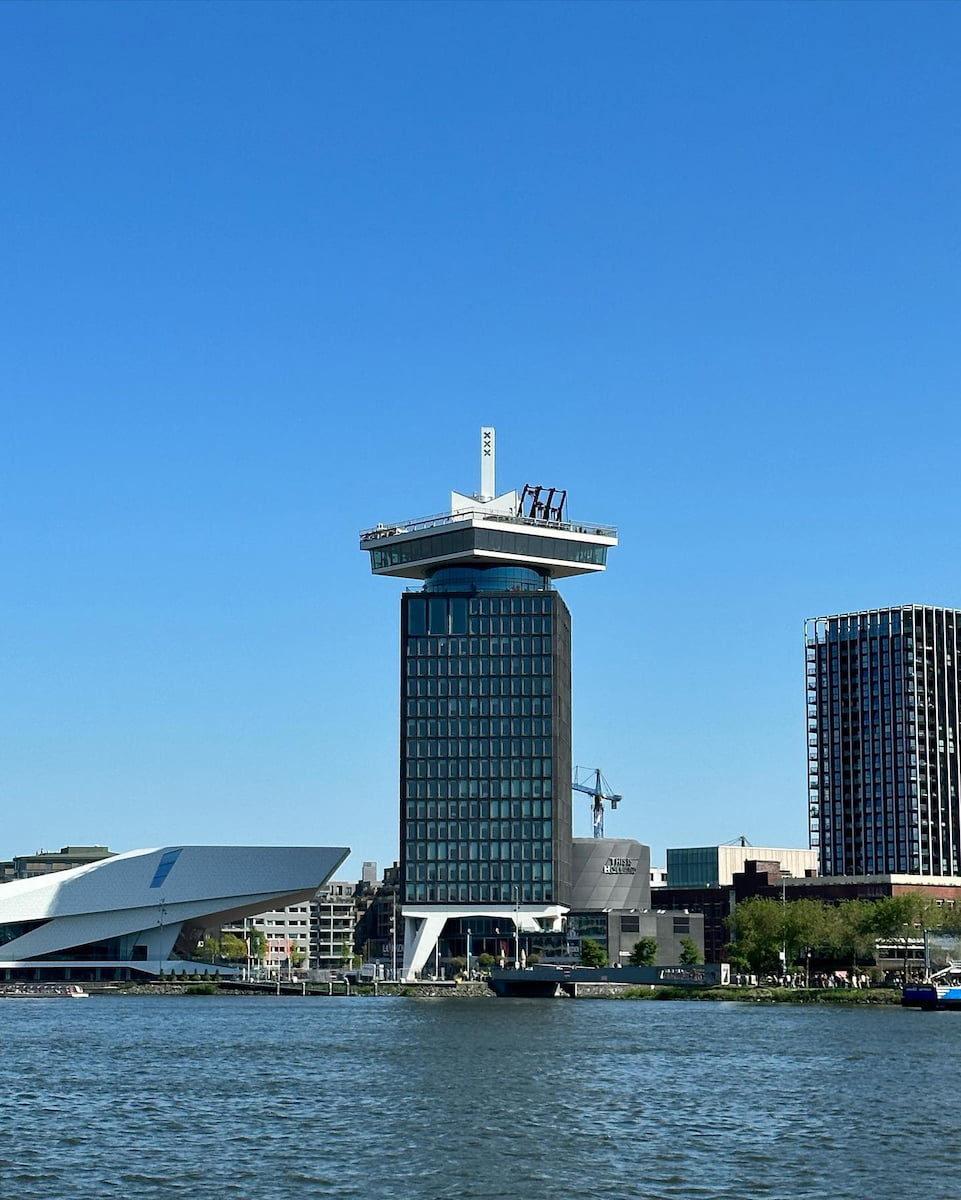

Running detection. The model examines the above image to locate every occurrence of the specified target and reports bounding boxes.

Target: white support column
[402,912,448,982]
[400,903,568,982]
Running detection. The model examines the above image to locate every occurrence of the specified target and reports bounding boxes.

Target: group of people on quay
[730,971,894,989]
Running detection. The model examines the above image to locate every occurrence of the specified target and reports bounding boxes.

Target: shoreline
[68,981,907,1005]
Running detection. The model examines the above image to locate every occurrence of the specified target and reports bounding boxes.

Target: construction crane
[572,767,622,839]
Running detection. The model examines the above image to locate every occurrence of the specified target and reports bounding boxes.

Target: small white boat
[0,983,90,999]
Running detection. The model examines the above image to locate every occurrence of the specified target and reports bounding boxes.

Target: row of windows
[472,526,606,566]
[821,666,902,685]
[819,702,912,719]
[461,618,552,636]
[407,718,551,738]
[822,682,912,699]
[374,530,475,572]
[818,613,961,648]
[457,596,553,615]
[406,779,555,799]
[406,593,557,638]
[405,861,554,883]
[406,738,551,759]
[407,841,554,863]
[406,657,553,677]
[410,591,554,623]
[406,883,553,904]
[568,914,607,941]
[407,636,553,657]
[406,697,552,719]
[406,758,553,779]
[408,819,551,842]
[407,677,554,698]
[820,616,904,639]
[406,799,552,820]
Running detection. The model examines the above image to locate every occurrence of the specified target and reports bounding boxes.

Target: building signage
[603,857,636,875]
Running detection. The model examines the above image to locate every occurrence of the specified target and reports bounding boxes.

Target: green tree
[248,928,267,964]
[579,938,608,968]
[870,892,944,977]
[871,893,944,939]
[220,933,249,962]
[628,937,658,966]
[476,952,495,972]
[826,899,878,969]
[198,935,220,963]
[781,898,831,965]
[726,898,785,971]
[678,937,701,966]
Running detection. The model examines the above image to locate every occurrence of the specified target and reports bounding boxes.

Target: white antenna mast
[480,426,495,502]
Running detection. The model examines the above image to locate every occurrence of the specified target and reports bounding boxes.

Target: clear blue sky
[3,1,960,876]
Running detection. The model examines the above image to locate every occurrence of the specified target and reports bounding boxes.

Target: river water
[1,995,955,1199]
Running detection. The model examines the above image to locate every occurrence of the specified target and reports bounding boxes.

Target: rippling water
[1,995,955,1199]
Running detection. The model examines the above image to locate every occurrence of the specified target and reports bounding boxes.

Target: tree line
[726,892,956,972]
[579,936,702,968]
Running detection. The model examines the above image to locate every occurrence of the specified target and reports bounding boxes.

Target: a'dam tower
[360,428,617,980]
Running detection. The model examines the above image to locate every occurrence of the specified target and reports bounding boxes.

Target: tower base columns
[400,904,568,982]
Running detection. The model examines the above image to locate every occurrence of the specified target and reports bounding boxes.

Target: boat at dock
[488,963,725,997]
[902,963,961,1011]
[0,983,89,999]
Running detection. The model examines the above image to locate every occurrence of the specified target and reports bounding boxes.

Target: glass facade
[400,583,572,906]
[664,847,721,889]
[372,526,608,572]
[806,606,961,877]
[423,566,547,593]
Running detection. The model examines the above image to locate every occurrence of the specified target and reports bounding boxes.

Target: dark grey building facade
[806,605,961,877]
[401,576,572,908]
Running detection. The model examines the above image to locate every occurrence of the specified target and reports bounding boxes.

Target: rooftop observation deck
[360,507,618,581]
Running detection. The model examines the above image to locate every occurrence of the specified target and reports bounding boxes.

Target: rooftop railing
[360,508,616,543]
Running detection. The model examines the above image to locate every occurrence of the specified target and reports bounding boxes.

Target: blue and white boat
[903,962,961,1011]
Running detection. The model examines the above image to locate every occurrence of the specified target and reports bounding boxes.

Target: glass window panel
[450,598,468,635]
[407,599,427,636]
[428,597,448,635]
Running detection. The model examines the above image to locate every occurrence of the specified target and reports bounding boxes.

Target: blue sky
[3,1,960,876]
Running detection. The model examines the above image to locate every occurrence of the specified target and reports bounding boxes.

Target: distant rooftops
[0,845,114,884]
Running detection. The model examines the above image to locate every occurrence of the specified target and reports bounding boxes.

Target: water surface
[1,995,953,1199]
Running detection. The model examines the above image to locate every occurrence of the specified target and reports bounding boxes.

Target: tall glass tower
[361,429,617,978]
[806,605,961,878]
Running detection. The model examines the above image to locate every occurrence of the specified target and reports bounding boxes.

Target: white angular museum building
[0,844,349,982]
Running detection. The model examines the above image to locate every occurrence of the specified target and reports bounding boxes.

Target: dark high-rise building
[361,428,616,978]
[806,605,961,878]
[398,583,572,909]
